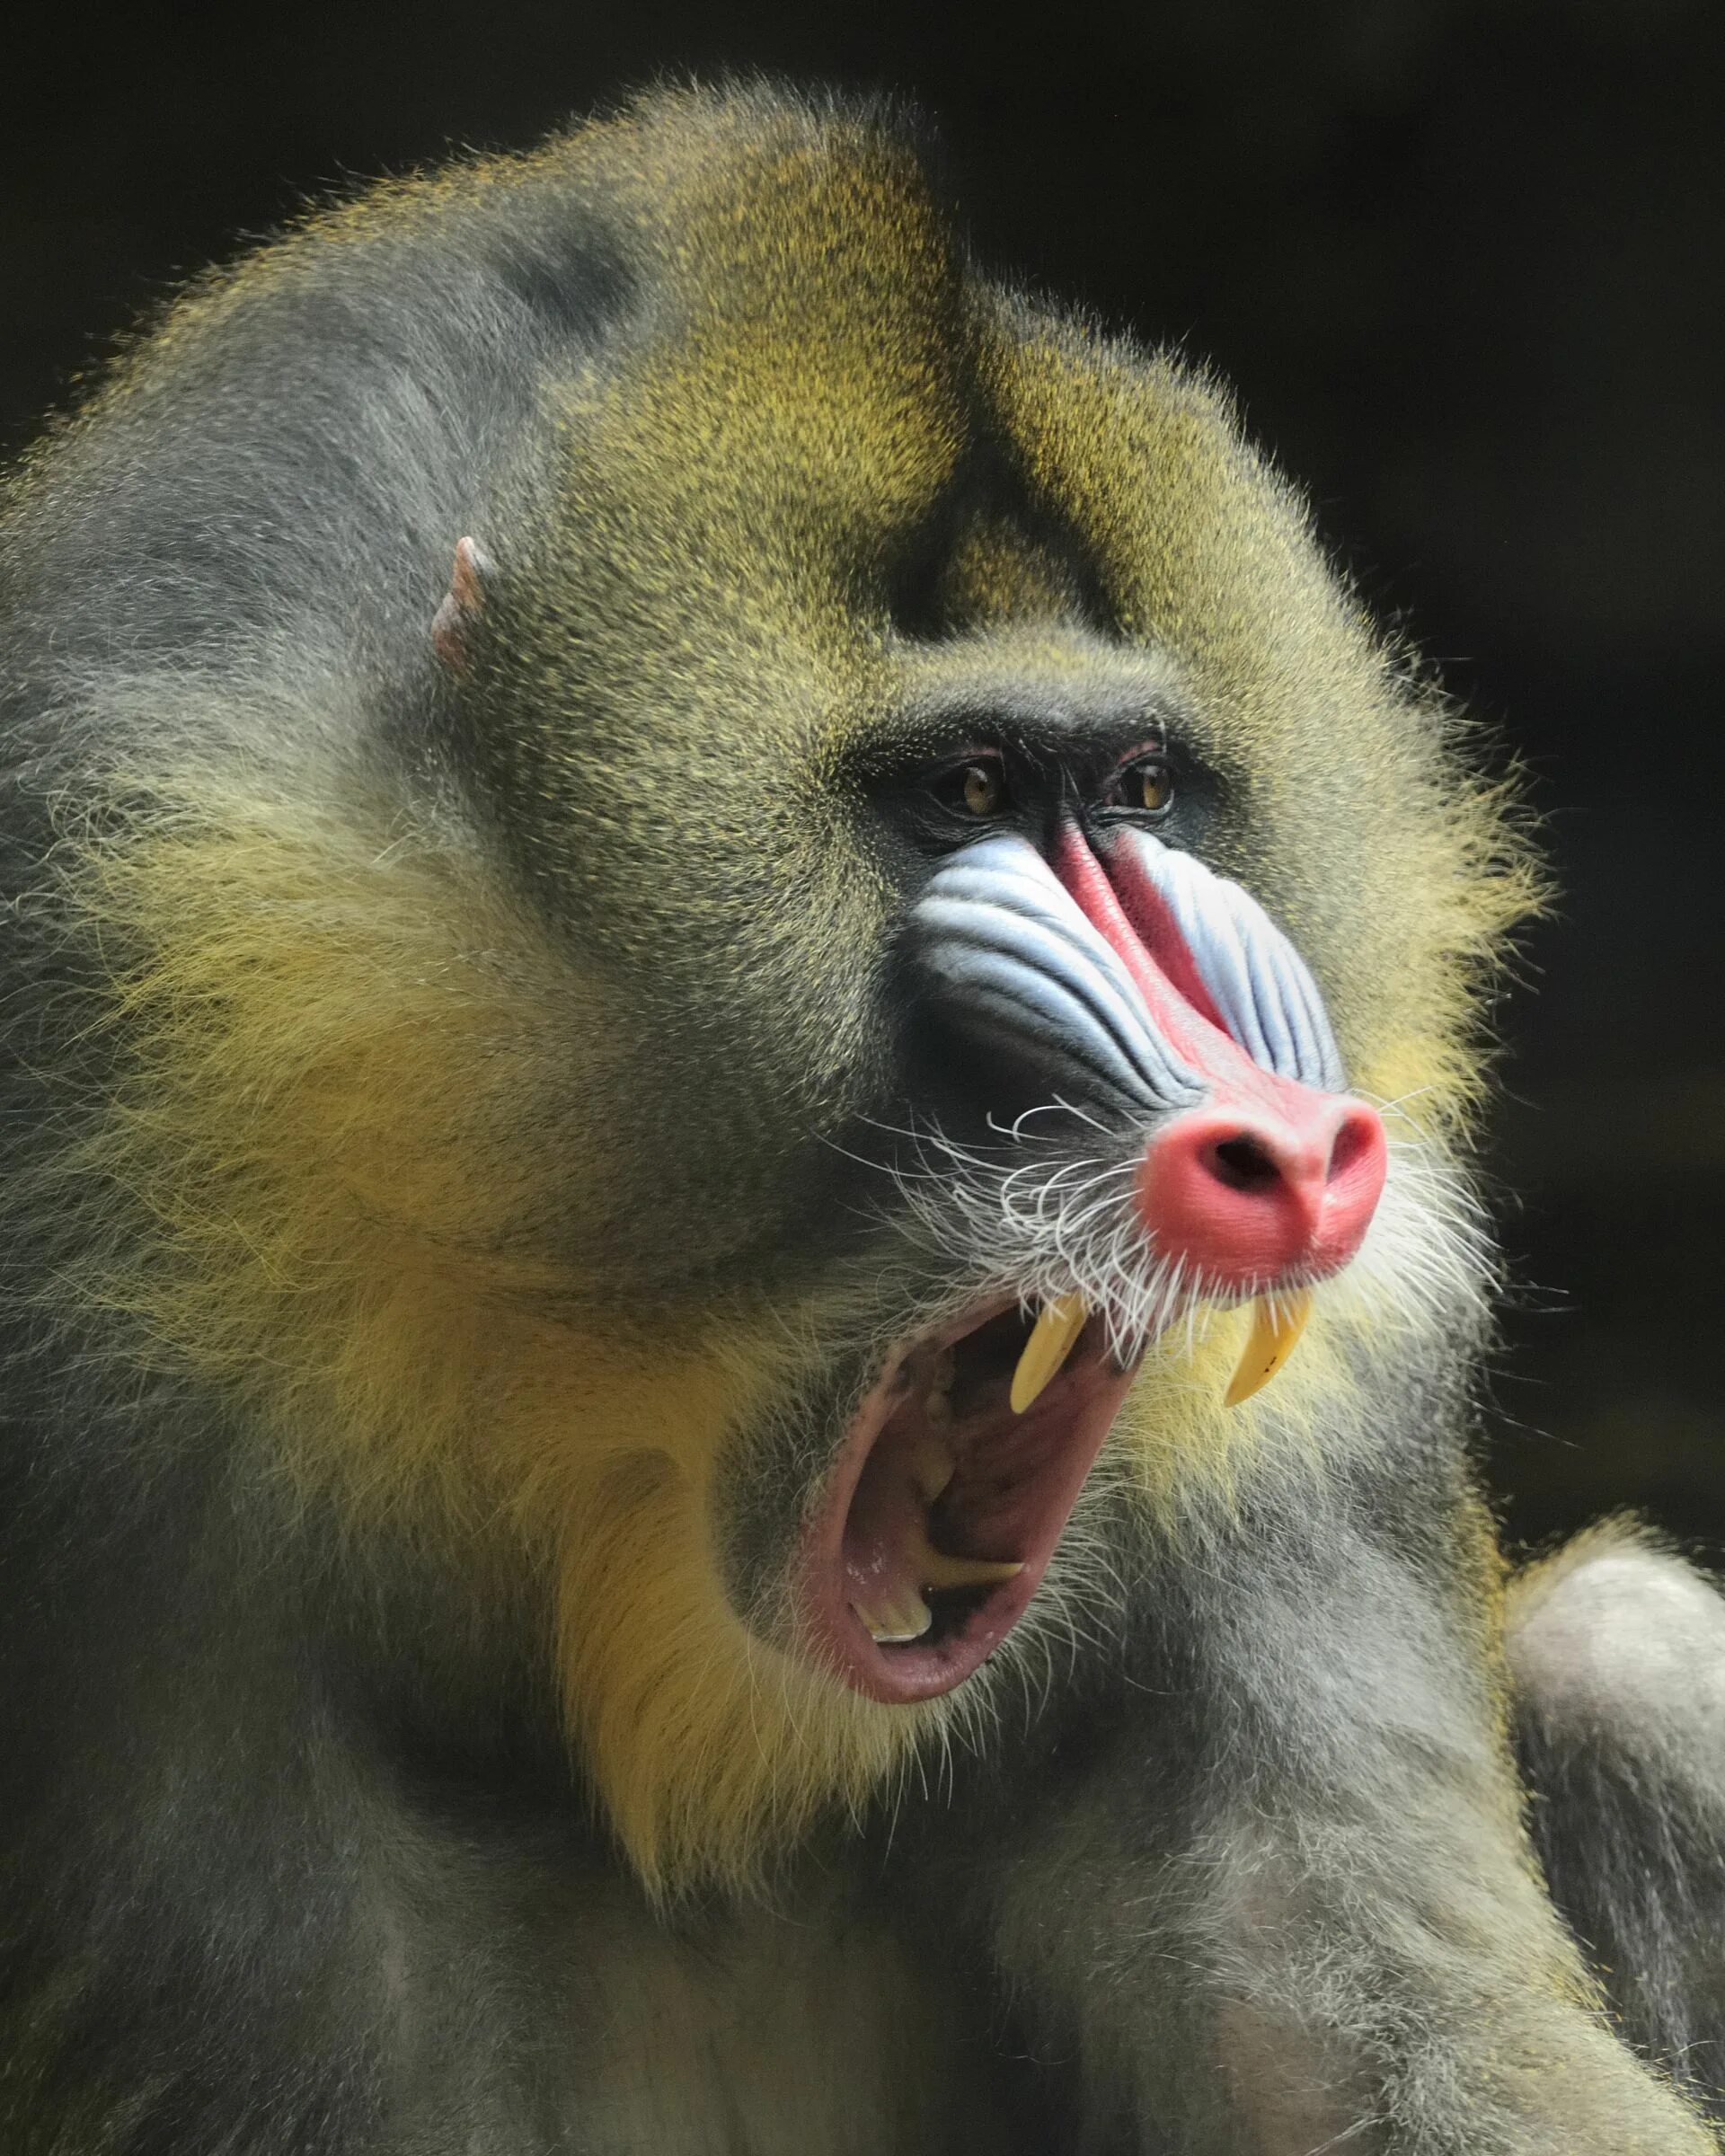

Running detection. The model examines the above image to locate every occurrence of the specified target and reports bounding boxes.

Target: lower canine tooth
[909,1437,956,1505]
[906,1516,1021,1590]
[1224,1291,1313,1407]
[1010,1294,1088,1415]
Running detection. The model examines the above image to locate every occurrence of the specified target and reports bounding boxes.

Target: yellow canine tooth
[909,1436,956,1506]
[1009,1294,1088,1415]
[1224,1290,1314,1408]
[906,1518,1022,1592]
[856,1591,933,1644]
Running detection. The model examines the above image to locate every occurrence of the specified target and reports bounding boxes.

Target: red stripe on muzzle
[1053,824,1387,1288]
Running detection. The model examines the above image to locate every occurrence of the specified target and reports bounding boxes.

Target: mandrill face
[796,800,1387,1704]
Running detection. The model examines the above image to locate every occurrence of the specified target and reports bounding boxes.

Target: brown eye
[963,764,1002,817]
[1104,754,1175,817]
[932,757,1011,821]
[1136,763,1172,813]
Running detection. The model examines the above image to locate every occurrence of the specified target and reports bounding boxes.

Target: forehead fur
[456,87,1523,1137]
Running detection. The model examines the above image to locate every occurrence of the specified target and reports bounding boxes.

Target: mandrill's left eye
[1099,751,1176,818]
[929,755,1013,823]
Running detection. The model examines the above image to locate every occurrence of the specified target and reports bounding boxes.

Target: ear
[430,535,493,674]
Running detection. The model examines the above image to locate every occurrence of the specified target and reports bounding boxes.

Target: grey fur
[1510,1529,1725,2122]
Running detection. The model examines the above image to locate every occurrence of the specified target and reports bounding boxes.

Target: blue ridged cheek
[904,829,1349,1121]
[1110,828,1346,1094]
[905,835,1202,1118]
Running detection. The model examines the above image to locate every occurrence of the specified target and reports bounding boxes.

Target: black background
[4,1,1720,1559]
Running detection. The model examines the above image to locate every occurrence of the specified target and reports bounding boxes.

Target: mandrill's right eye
[929,755,1012,823]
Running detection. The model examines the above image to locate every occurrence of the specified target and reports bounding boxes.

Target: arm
[949,1440,1716,2154]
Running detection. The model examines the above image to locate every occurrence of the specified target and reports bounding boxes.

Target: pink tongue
[838,1393,1076,1614]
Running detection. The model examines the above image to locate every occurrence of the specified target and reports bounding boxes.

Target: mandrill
[3,80,1725,2156]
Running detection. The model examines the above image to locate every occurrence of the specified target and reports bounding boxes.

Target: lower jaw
[792,1304,1142,1706]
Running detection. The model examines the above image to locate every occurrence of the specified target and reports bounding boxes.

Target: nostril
[1205,1133,1283,1195]
[1137,1099,1387,1288]
[1326,1108,1381,1186]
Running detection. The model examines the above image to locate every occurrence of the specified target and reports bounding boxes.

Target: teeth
[1010,1294,1089,1415]
[854,1521,1023,1649]
[1224,1291,1313,1408]
[856,1591,933,1644]
[909,1436,956,1505]
[905,1516,1022,1590]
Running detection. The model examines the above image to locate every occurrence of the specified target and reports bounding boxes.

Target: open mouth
[795,1301,1142,1704]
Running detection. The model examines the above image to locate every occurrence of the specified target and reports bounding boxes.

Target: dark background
[4,1,1719,1558]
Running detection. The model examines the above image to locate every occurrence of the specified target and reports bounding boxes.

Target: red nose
[1134,1096,1387,1288]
